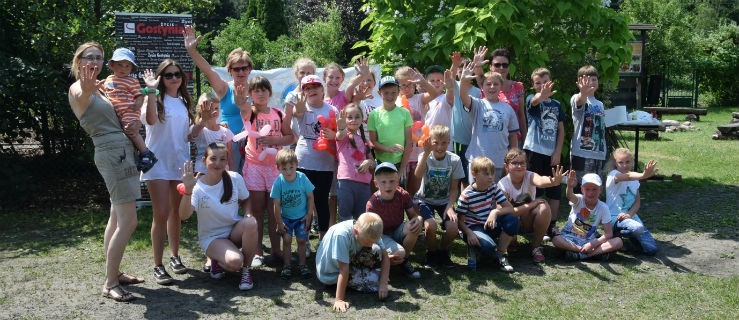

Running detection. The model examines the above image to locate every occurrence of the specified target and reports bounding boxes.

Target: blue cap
[378,76,399,88]
[110,48,138,68]
[374,162,398,174]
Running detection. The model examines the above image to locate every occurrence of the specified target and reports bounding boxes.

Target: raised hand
[182,25,202,51]
[576,75,596,97]
[143,69,159,90]
[443,69,454,89]
[79,65,100,93]
[407,68,425,83]
[472,46,489,67]
[234,84,251,111]
[643,160,658,179]
[199,101,218,123]
[180,160,199,190]
[460,61,476,81]
[551,165,564,184]
[450,51,462,68]
[565,170,577,187]
[354,56,370,78]
[540,80,557,100]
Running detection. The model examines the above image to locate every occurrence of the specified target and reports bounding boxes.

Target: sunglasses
[493,63,510,68]
[231,66,252,73]
[163,71,183,80]
[80,55,104,61]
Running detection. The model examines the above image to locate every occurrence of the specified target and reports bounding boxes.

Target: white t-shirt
[397,94,425,120]
[141,95,191,181]
[191,171,250,251]
[415,151,465,206]
[570,95,607,160]
[464,97,520,168]
[561,194,610,240]
[360,95,384,122]
[424,95,453,152]
[605,169,642,221]
[192,126,234,173]
[497,171,536,205]
[294,102,339,171]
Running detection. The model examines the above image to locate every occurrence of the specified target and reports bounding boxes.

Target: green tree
[244,0,289,41]
[354,0,633,90]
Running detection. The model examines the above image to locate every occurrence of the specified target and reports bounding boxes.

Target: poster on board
[114,12,193,88]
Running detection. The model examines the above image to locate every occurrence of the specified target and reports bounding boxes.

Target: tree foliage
[244,0,289,41]
[355,0,633,90]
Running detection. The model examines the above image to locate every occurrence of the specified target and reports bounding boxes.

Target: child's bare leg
[266,198,282,257]
[402,228,420,254]
[424,219,438,251]
[283,234,292,267]
[329,195,337,227]
[124,120,148,153]
[440,220,459,250]
[531,203,551,248]
[249,191,267,256]
[587,237,624,258]
[297,238,307,265]
[497,232,513,254]
[552,236,580,252]
[548,199,560,223]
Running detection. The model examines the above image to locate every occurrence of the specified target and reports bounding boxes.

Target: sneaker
[547,222,561,238]
[424,251,438,267]
[153,265,173,285]
[298,264,312,278]
[239,267,254,290]
[496,253,514,273]
[210,260,225,279]
[599,252,611,261]
[138,150,158,173]
[401,259,421,279]
[532,247,545,263]
[169,256,187,274]
[564,251,581,262]
[251,255,264,268]
[437,250,455,268]
[280,266,293,280]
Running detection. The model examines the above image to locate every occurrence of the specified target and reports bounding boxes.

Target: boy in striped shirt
[456,156,517,272]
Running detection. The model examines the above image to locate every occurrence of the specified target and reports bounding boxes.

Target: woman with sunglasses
[142,59,195,284]
[68,42,157,301]
[497,148,563,263]
[475,48,528,145]
[183,25,257,174]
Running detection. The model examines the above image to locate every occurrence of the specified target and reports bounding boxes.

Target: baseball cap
[581,173,602,187]
[374,162,398,175]
[109,48,138,68]
[424,65,444,76]
[378,76,399,88]
[300,75,324,89]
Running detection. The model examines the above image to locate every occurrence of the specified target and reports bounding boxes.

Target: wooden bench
[644,107,708,120]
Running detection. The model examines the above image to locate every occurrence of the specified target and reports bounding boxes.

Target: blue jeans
[614,216,657,255]
[464,215,519,258]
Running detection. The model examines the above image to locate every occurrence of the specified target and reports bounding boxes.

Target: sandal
[102,285,135,302]
[118,272,145,285]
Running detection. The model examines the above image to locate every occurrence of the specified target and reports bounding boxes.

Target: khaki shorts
[94,141,141,204]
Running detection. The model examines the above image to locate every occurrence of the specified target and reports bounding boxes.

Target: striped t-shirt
[456,183,508,228]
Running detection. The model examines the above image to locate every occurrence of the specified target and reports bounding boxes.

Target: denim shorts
[281,216,309,240]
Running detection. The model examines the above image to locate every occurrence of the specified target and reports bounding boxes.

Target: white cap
[581,173,602,187]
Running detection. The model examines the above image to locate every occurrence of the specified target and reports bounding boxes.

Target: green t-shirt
[367,106,412,164]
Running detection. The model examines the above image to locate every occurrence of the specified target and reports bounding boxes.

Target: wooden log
[717,122,739,134]
[644,107,708,115]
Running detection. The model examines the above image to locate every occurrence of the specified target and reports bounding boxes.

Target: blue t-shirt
[218,85,243,135]
[451,81,481,145]
[270,171,315,219]
[523,95,566,156]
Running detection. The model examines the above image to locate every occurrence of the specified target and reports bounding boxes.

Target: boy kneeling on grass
[552,171,623,261]
[315,212,390,312]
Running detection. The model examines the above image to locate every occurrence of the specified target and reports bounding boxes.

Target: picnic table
[611,122,666,171]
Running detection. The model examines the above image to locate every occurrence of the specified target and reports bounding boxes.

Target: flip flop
[102,285,135,302]
[118,272,145,285]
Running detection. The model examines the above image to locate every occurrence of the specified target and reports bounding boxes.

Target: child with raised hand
[366,162,423,278]
[178,142,259,291]
[523,67,566,239]
[413,124,465,267]
[323,58,369,112]
[606,148,658,255]
[456,157,518,272]
[395,66,442,120]
[190,92,234,174]
[355,71,383,121]
[335,103,375,222]
[271,149,316,279]
[424,66,456,135]
[497,148,564,263]
[315,212,390,313]
[367,76,413,181]
[102,48,157,172]
[290,75,339,239]
[570,65,607,189]
[552,171,623,261]
[238,76,294,266]
[458,61,520,183]
[283,57,317,110]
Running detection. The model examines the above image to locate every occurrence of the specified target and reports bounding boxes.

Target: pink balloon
[258,124,272,137]
[258,147,278,161]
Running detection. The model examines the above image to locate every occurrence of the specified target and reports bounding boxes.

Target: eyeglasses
[163,72,183,80]
[231,66,252,73]
[493,63,510,68]
[80,55,104,62]
[509,161,526,167]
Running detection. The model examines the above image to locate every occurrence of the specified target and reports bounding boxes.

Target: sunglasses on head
[231,66,252,73]
[493,63,510,68]
[163,71,182,80]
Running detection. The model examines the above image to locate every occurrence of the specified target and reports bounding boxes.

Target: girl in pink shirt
[334,104,375,221]
[240,76,294,265]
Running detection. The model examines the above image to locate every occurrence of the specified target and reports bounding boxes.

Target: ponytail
[220,170,233,204]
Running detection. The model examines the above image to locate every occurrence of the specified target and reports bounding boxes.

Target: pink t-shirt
[325,91,348,112]
[499,81,525,138]
[245,108,283,165]
[336,131,372,184]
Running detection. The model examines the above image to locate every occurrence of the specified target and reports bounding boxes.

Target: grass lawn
[0,107,737,319]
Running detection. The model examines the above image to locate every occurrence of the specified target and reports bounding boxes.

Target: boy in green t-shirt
[367,76,413,180]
